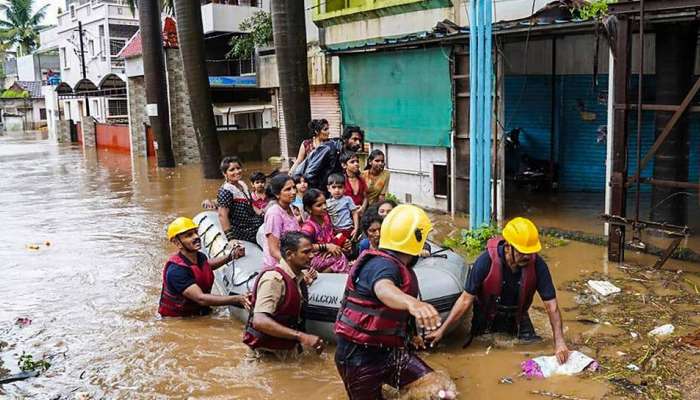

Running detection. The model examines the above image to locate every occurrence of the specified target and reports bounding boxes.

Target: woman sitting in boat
[356,207,383,255]
[217,156,263,246]
[300,189,350,273]
[290,118,330,175]
[262,174,301,268]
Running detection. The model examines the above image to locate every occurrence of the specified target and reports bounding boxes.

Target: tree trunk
[651,24,697,226]
[138,0,175,167]
[271,0,310,165]
[173,0,221,178]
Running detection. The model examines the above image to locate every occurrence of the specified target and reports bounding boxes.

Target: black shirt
[165,252,209,295]
[465,243,556,305]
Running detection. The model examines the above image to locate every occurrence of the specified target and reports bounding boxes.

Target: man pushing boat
[334,204,456,399]
[426,217,571,364]
[159,217,250,318]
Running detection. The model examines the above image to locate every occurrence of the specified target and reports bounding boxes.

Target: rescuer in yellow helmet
[158,217,250,318]
[426,217,571,364]
[334,204,456,399]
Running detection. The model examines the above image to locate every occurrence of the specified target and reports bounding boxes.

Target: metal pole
[632,0,645,240]
[78,21,90,117]
[604,46,615,236]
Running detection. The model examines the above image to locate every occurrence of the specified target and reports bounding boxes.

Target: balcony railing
[207,58,255,77]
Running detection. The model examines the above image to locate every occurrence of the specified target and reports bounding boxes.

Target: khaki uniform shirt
[253,259,304,315]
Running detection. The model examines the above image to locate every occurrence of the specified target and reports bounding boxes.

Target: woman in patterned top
[217,156,264,244]
[361,149,391,205]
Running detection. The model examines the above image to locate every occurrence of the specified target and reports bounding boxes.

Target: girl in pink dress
[300,189,350,273]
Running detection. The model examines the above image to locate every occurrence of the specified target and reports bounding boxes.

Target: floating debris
[587,280,621,296]
[648,324,674,337]
[499,376,513,384]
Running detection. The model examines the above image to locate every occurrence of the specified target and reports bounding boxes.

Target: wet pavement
[1,131,698,399]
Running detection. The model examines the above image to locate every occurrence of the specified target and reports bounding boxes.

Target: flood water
[1,132,698,399]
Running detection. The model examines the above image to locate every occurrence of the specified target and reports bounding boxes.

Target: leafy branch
[227,11,272,60]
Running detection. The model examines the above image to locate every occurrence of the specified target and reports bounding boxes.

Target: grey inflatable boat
[194,211,468,342]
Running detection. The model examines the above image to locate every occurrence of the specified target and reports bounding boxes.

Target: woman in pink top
[300,189,350,273]
[262,174,300,268]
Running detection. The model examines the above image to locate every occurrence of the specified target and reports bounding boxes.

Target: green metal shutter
[339,47,452,147]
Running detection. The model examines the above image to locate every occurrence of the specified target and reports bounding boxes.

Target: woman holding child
[300,189,350,273]
[217,156,264,244]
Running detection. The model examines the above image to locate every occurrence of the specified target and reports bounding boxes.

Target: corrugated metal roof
[117,16,179,59]
[14,81,43,98]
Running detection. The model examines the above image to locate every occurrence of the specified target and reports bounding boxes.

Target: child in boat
[356,207,382,255]
[326,173,360,241]
[291,173,309,223]
[301,188,350,273]
[250,171,269,215]
[340,151,368,213]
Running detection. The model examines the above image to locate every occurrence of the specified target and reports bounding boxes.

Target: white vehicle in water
[194,211,468,342]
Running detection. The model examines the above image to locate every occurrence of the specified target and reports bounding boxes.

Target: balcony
[207,58,255,77]
[201,2,265,34]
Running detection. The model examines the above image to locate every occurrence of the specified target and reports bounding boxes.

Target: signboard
[208,76,257,88]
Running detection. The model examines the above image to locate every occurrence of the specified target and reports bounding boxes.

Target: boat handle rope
[232,271,259,288]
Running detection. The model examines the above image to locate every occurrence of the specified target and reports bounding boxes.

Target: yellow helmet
[502,217,541,254]
[167,217,198,240]
[379,204,432,256]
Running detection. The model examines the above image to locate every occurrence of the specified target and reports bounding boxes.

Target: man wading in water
[159,217,250,317]
[426,217,571,364]
[334,205,456,399]
[244,231,325,359]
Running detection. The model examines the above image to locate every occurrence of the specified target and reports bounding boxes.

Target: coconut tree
[129,0,176,167]
[172,0,221,178]
[0,0,49,56]
[270,0,310,164]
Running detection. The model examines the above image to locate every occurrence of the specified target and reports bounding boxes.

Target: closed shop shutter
[310,84,341,138]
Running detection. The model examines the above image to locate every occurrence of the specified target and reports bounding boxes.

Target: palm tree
[0,0,49,56]
[172,0,221,178]
[131,0,176,167]
[271,0,310,164]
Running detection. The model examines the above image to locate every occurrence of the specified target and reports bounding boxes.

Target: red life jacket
[477,237,537,326]
[243,265,306,350]
[158,252,215,317]
[334,249,419,348]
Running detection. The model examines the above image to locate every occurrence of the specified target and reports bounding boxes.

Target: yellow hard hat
[167,217,198,240]
[502,217,541,254]
[379,204,432,256]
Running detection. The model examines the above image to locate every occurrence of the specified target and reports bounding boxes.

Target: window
[99,25,105,60]
[89,40,95,57]
[39,108,47,120]
[107,98,128,117]
[433,164,448,198]
[92,99,100,116]
[110,39,127,56]
[61,48,68,69]
[70,5,76,19]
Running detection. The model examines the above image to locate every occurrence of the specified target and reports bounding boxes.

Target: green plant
[443,225,500,256]
[18,352,50,373]
[574,0,616,21]
[227,11,273,60]
[1,89,29,98]
[384,192,400,204]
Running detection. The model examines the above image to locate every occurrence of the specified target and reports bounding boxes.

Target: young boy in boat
[244,231,325,359]
[425,217,571,364]
[158,217,250,318]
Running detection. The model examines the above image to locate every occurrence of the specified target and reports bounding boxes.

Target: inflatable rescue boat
[194,211,468,342]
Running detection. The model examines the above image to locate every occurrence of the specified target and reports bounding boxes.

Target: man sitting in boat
[159,217,251,318]
[426,217,571,364]
[334,205,456,399]
[243,231,325,358]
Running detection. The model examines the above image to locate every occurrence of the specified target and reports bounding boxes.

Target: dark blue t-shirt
[165,252,209,295]
[357,238,370,254]
[465,243,556,305]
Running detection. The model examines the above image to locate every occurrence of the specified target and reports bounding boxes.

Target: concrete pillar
[82,116,96,149]
[56,120,71,143]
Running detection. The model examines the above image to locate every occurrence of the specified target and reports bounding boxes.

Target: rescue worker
[159,217,250,317]
[334,205,456,399]
[426,217,571,364]
[243,231,324,357]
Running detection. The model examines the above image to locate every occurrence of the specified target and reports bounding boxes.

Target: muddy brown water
[1,132,698,399]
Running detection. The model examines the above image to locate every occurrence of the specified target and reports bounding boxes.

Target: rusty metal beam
[608,16,632,262]
[616,104,700,112]
[638,77,700,172]
[609,0,700,15]
[653,236,684,269]
[627,176,700,190]
[602,214,689,236]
